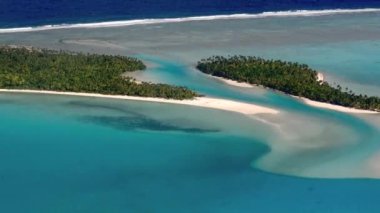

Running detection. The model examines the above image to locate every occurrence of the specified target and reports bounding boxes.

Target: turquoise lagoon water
[1,12,380,212]
[1,94,380,212]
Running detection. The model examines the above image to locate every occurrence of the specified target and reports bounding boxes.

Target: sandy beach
[211,76,254,88]
[317,72,324,83]
[305,72,378,114]
[211,73,377,114]
[301,98,378,114]
[0,89,278,115]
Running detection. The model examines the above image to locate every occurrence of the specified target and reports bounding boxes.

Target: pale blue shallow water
[1,11,380,212]
[138,54,377,131]
[1,94,380,213]
[1,55,380,212]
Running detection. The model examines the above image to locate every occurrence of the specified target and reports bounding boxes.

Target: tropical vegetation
[0,46,198,99]
[197,55,380,111]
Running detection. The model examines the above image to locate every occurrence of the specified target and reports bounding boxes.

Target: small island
[0,46,280,115]
[0,46,198,99]
[197,55,380,112]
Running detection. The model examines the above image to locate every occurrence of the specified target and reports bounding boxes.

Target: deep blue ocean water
[1,0,380,27]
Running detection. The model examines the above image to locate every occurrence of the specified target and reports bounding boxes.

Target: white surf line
[0,89,279,115]
[1,8,380,34]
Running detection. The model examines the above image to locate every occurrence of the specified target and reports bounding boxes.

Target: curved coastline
[304,73,377,114]
[1,8,380,34]
[0,89,279,115]
[213,72,325,89]
[209,74,378,114]
[210,75,254,88]
[301,97,378,114]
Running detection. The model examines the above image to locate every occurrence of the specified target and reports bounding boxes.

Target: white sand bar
[306,72,378,113]
[212,73,378,114]
[317,72,324,82]
[212,76,254,88]
[0,89,279,115]
[302,98,378,114]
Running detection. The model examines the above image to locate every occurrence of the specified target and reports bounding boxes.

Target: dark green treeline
[197,55,380,111]
[0,47,198,99]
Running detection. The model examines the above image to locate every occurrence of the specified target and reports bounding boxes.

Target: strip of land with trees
[197,55,380,111]
[0,46,198,99]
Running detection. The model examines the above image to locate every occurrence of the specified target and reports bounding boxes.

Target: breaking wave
[0,8,379,34]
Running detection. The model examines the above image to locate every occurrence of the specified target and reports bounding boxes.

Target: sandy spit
[0,89,279,115]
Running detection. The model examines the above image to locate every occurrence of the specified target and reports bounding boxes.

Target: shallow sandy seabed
[1,12,380,179]
[0,89,279,115]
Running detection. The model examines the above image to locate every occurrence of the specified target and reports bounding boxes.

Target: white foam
[1,8,380,34]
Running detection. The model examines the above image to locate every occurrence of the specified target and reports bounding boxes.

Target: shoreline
[307,72,377,114]
[214,71,325,89]
[211,74,378,114]
[317,72,324,82]
[301,98,378,114]
[1,8,380,34]
[0,89,279,115]
[211,76,254,88]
